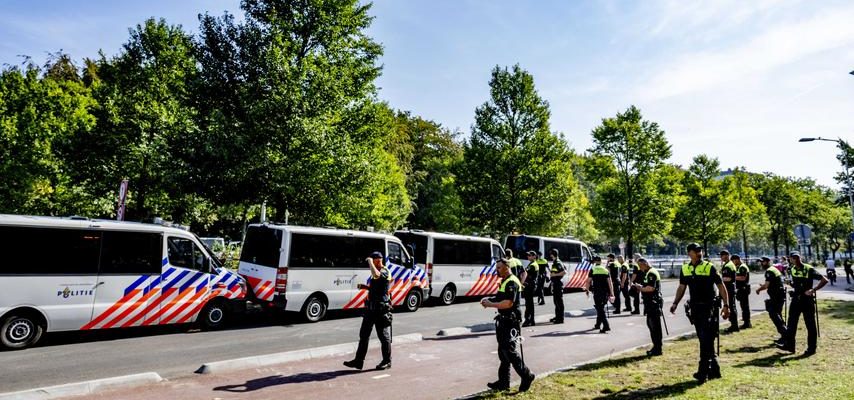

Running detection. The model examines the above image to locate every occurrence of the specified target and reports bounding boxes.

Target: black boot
[519,373,535,392]
[487,381,510,391]
[343,359,363,370]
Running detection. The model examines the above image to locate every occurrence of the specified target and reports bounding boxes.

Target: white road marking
[372,374,391,379]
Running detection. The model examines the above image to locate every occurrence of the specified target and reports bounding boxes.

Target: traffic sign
[794,224,812,241]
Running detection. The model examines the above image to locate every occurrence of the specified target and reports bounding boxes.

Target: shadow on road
[592,380,702,399]
[425,332,494,341]
[213,370,361,393]
[531,328,598,338]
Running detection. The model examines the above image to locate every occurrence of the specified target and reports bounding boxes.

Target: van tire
[439,285,456,306]
[302,296,327,322]
[1,313,44,350]
[403,289,422,312]
[198,300,227,330]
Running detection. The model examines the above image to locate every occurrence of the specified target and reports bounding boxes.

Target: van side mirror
[404,258,414,269]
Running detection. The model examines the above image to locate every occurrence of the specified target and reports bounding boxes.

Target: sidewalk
[70,294,771,400]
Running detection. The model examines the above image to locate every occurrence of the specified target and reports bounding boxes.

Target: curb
[195,333,423,374]
[0,373,162,400]
[436,310,588,337]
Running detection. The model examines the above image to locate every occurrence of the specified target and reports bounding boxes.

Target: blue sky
[2,0,853,188]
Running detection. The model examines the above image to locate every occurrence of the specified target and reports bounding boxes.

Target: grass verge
[477,300,854,400]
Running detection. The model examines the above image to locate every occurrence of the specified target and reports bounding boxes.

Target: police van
[238,224,428,322]
[394,230,504,305]
[503,234,594,291]
[0,215,246,350]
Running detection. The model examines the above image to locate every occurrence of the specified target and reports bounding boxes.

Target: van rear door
[238,226,283,303]
[83,231,163,330]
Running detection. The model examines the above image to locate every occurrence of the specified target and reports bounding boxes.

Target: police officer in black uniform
[586,256,615,333]
[670,243,731,383]
[633,258,663,356]
[344,251,393,370]
[606,254,622,314]
[719,250,739,333]
[548,249,566,324]
[755,256,786,345]
[777,251,828,356]
[522,251,539,327]
[481,258,535,392]
[732,254,751,329]
[628,253,642,314]
[535,251,548,305]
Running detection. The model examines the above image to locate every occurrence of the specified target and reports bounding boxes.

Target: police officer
[481,258,536,392]
[522,251,539,327]
[670,243,730,383]
[633,258,663,356]
[344,251,393,370]
[732,254,751,329]
[548,249,566,324]
[777,251,828,356]
[506,249,523,278]
[617,255,631,313]
[606,254,622,314]
[755,256,786,345]
[844,258,853,285]
[719,250,739,333]
[628,253,642,314]
[535,251,548,305]
[586,256,615,333]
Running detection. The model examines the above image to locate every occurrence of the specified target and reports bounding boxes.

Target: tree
[587,105,676,256]
[672,155,735,252]
[723,168,768,256]
[457,64,592,237]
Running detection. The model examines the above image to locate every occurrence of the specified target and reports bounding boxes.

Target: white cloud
[636,3,854,101]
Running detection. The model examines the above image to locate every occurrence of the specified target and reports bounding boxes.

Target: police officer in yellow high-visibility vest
[535,251,548,305]
[776,251,828,356]
[505,249,523,277]
[634,258,663,356]
[756,256,786,344]
[670,243,730,383]
[585,256,615,333]
[548,249,566,324]
[719,250,739,332]
[481,258,535,392]
[606,254,623,314]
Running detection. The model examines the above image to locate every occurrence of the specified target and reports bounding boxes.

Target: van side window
[505,236,539,258]
[566,243,583,263]
[387,242,408,266]
[544,240,573,262]
[433,239,491,265]
[0,226,101,275]
[240,226,282,268]
[168,237,207,272]
[491,245,503,260]
[99,231,163,274]
[290,234,385,269]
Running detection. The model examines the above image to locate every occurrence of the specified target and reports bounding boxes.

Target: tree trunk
[741,223,748,257]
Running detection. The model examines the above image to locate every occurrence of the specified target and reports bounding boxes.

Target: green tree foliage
[672,155,734,251]
[458,64,592,237]
[723,168,768,255]
[587,105,676,256]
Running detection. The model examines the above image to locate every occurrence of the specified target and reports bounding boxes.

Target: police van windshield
[194,234,224,270]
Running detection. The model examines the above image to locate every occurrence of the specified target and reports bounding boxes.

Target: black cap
[789,251,801,257]
[731,253,741,259]
[526,250,537,257]
[686,243,703,252]
[760,256,771,262]
[719,250,730,256]
[607,253,615,258]
[370,251,384,259]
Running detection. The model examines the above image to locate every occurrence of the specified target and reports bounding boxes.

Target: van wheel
[199,300,227,330]
[1,314,44,350]
[302,296,327,322]
[403,290,422,312]
[440,285,456,306]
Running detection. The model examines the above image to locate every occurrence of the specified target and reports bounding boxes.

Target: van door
[83,231,163,330]
[147,236,213,326]
[238,226,284,303]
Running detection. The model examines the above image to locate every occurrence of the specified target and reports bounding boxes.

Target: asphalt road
[0,277,712,393]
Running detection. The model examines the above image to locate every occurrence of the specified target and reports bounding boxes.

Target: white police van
[0,215,246,350]
[503,234,594,290]
[238,224,427,322]
[394,230,504,305]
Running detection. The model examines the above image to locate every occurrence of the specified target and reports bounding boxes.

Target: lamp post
[799,137,854,232]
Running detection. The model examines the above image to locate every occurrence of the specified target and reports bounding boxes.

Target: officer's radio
[684,303,694,325]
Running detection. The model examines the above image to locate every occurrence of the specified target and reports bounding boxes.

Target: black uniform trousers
[645,303,663,352]
[725,283,737,329]
[355,307,392,363]
[536,274,546,303]
[621,282,632,312]
[495,317,532,384]
[611,279,621,312]
[551,279,564,322]
[845,267,853,284]
[523,286,536,324]
[764,297,786,337]
[690,302,720,377]
[630,285,640,312]
[736,285,750,325]
[784,296,818,351]
[593,293,609,329]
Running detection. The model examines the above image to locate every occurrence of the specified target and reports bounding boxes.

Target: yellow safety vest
[591,265,609,275]
[682,261,714,276]
[499,274,522,292]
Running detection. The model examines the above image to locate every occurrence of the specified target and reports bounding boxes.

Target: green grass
[477,300,854,400]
